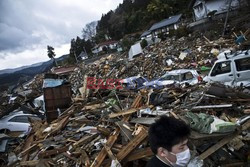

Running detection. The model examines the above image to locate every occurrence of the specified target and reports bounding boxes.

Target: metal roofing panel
[149,14,182,31]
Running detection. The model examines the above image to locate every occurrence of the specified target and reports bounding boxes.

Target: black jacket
[146,156,170,167]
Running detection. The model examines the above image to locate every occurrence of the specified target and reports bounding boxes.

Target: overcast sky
[0,0,123,70]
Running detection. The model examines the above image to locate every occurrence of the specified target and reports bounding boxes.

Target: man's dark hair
[148,116,190,154]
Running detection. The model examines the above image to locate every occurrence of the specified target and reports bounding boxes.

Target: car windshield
[180,72,194,81]
[159,74,179,81]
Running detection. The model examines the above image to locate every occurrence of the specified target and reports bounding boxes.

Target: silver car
[142,69,201,89]
[0,112,40,134]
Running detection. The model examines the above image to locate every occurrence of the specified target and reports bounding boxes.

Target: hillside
[95,0,191,41]
[0,54,70,88]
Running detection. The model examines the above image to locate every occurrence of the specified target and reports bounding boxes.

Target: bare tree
[82,21,97,41]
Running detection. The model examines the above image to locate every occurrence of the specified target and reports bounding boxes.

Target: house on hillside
[192,0,245,21]
[91,40,119,55]
[141,14,182,39]
[140,30,152,39]
[78,51,88,60]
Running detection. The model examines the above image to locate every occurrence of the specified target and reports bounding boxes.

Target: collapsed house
[192,0,244,21]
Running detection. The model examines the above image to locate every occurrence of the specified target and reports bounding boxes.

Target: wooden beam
[80,149,91,167]
[21,133,34,161]
[20,144,38,157]
[97,126,111,136]
[20,160,39,166]
[116,121,133,141]
[131,95,142,108]
[90,115,130,167]
[82,103,106,110]
[116,126,148,162]
[90,127,120,167]
[48,115,70,137]
[38,146,69,158]
[125,147,153,162]
[103,144,119,162]
[90,95,142,167]
[73,134,98,148]
[199,131,239,160]
[109,108,138,118]
[199,120,250,160]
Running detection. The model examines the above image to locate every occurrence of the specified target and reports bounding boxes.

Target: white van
[204,50,250,87]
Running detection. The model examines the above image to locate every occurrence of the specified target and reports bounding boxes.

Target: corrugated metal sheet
[129,43,143,60]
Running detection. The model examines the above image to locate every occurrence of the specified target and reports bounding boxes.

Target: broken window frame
[211,61,231,76]
[235,57,250,72]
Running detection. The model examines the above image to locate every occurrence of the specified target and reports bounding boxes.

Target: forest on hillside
[67,0,192,63]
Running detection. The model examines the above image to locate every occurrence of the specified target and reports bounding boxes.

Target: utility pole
[222,0,233,36]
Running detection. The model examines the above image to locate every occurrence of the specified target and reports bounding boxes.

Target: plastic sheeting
[129,43,142,60]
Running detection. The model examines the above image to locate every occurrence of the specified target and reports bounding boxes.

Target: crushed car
[120,76,149,90]
[141,69,202,89]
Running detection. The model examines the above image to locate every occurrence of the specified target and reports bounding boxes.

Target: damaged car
[0,111,40,134]
[204,50,250,87]
[121,76,149,90]
[141,69,202,89]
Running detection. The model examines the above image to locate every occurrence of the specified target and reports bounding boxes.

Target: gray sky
[0,0,123,70]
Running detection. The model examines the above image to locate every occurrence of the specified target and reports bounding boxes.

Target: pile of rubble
[6,82,250,167]
[1,32,250,167]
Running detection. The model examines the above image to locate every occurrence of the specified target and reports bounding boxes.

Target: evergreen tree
[47,45,57,66]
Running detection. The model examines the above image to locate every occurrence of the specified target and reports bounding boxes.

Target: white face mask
[165,148,191,167]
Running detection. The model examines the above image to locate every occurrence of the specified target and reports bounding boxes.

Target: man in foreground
[146,116,191,167]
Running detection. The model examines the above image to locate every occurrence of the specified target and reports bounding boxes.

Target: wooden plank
[73,134,98,148]
[130,117,156,125]
[48,115,70,137]
[90,95,142,167]
[199,120,250,160]
[199,131,238,160]
[20,160,39,166]
[62,152,78,162]
[90,115,130,167]
[82,103,106,110]
[20,144,38,157]
[109,108,138,118]
[21,133,34,161]
[103,144,119,161]
[131,95,142,108]
[81,150,91,167]
[90,127,120,167]
[125,147,153,162]
[170,111,179,119]
[38,146,69,158]
[116,121,133,141]
[116,126,148,162]
[97,126,111,136]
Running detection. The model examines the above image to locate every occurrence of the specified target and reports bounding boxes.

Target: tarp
[129,43,142,60]
[43,79,64,88]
